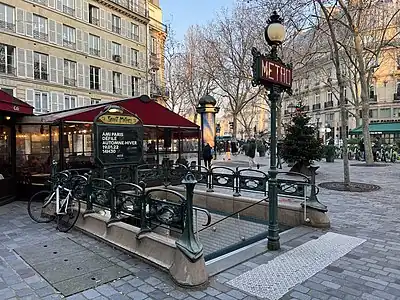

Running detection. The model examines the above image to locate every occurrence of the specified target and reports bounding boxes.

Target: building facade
[0,0,167,114]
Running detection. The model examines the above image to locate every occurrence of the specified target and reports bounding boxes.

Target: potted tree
[281,103,324,175]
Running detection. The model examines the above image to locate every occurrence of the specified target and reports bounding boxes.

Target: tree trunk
[232,114,238,138]
[339,86,350,186]
[361,97,374,164]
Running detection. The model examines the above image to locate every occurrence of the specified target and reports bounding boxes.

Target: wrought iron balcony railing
[34,71,48,81]
[131,61,139,68]
[0,64,16,76]
[89,48,100,56]
[90,17,100,26]
[0,20,15,32]
[312,103,321,110]
[63,5,75,16]
[90,82,100,90]
[112,26,121,34]
[113,87,122,94]
[131,33,139,42]
[324,101,334,108]
[64,78,76,86]
[369,95,378,102]
[33,30,48,42]
[63,40,76,50]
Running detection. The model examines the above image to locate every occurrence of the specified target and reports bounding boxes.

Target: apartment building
[0,0,166,114]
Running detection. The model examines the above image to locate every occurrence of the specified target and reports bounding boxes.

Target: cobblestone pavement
[0,158,400,299]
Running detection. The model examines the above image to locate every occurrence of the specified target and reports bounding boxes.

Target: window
[397,54,400,70]
[34,52,48,80]
[131,23,139,41]
[34,91,49,113]
[1,87,14,96]
[89,66,100,90]
[131,48,138,67]
[32,14,48,41]
[113,71,121,94]
[151,37,157,54]
[131,76,140,96]
[315,93,320,104]
[327,90,332,102]
[369,109,378,118]
[63,25,76,49]
[0,3,15,32]
[0,43,15,75]
[369,85,375,99]
[63,0,75,16]
[64,94,76,110]
[89,34,100,56]
[64,59,76,86]
[89,5,99,26]
[112,42,121,62]
[91,98,101,105]
[380,108,391,118]
[396,80,400,96]
[112,15,121,34]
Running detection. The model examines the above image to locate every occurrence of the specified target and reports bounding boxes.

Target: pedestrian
[225,141,231,161]
[202,143,212,169]
[247,138,258,169]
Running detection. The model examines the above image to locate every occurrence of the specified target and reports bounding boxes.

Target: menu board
[96,126,143,165]
[93,107,144,166]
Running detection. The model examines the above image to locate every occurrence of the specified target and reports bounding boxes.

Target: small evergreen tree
[281,103,323,174]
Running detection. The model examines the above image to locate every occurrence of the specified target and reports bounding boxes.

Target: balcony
[312,103,321,110]
[32,0,48,4]
[64,78,76,86]
[33,30,48,42]
[90,17,100,26]
[150,53,160,68]
[131,33,140,42]
[63,5,75,16]
[0,64,16,76]
[113,55,122,63]
[131,60,139,68]
[34,71,48,81]
[113,87,122,94]
[97,0,148,19]
[324,101,334,108]
[112,26,121,34]
[369,94,378,102]
[89,48,100,56]
[63,40,76,50]
[0,20,15,32]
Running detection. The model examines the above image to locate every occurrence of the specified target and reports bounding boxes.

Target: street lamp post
[251,11,292,251]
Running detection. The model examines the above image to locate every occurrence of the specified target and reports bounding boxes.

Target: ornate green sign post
[252,11,293,251]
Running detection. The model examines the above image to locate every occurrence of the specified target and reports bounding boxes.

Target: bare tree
[197,4,263,137]
[164,26,190,115]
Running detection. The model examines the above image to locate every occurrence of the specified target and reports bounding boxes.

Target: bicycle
[27,170,87,232]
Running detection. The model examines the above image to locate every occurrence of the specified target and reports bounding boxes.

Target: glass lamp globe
[266,22,286,44]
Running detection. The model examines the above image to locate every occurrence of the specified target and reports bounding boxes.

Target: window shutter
[127,23,132,40]
[76,0,82,19]
[122,74,128,95]
[100,38,106,58]
[49,0,55,8]
[77,63,84,87]
[25,50,33,78]
[140,79,146,96]
[49,20,56,44]
[25,12,33,37]
[76,29,82,52]
[17,48,26,77]
[106,12,112,31]
[58,92,64,111]
[83,32,89,53]
[57,58,64,85]
[127,48,132,67]
[121,19,126,37]
[25,89,35,108]
[101,68,107,92]
[78,96,84,107]
[49,56,57,83]
[108,70,113,93]
[139,52,145,70]
[56,23,63,45]
[56,0,62,11]
[107,40,112,60]
[100,9,105,28]
[16,9,25,35]
[51,92,59,112]
[127,76,132,97]
[122,45,126,64]
[83,97,91,106]
[84,65,89,89]
[139,25,145,44]
[82,0,89,22]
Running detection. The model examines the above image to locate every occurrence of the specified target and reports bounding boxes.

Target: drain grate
[14,238,130,296]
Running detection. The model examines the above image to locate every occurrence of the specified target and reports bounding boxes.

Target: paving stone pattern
[0,156,399,299]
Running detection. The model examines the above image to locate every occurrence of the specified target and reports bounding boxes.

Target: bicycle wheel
[28,190,56,223]
[56,197,81,233]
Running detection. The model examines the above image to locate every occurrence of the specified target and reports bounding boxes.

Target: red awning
[39,97,198,129]
[0,90,33,115]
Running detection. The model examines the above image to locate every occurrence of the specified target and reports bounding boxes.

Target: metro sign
[252,52,293,90]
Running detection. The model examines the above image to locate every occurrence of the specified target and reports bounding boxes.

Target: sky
[161,0,234,41]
